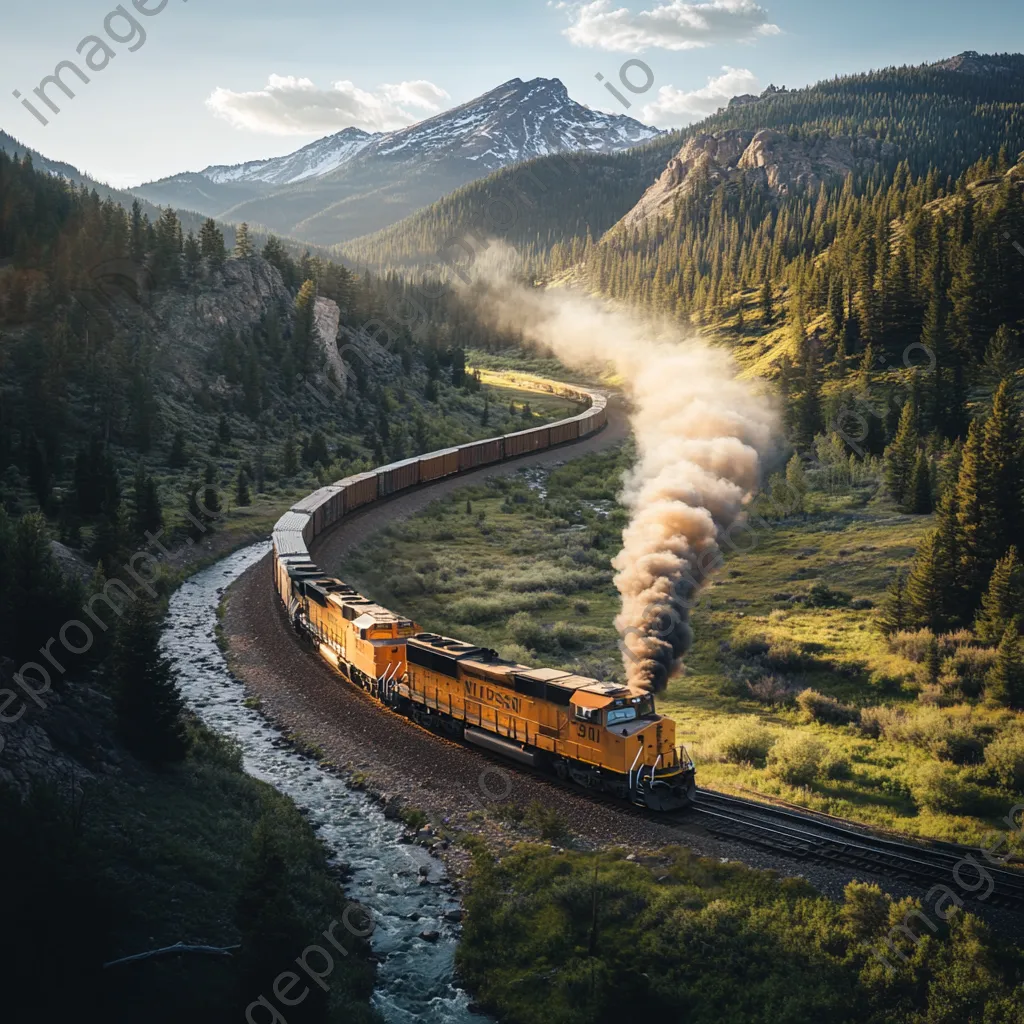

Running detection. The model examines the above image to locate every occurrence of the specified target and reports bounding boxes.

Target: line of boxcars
[270,386,697,811]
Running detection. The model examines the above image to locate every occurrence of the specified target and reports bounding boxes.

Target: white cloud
[563,0,780,52]
[206,75,451,135]
[642,66,759,125]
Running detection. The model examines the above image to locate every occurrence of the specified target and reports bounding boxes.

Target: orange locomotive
[270,383,696,810]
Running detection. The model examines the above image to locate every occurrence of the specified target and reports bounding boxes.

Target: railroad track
[687,790,1024,911]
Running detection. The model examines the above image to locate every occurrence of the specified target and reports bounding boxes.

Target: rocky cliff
[618,128,895,229]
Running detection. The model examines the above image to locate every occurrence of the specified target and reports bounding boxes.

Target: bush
[552,620,585,650]
[451,596,507,624]
[523,801,569,842]
[796,688,859,726]
[944,646,997,699]
[767,735,849,785]
[857,705,990,764]
[857,705,896,740]
[508,611,545,650]
[762,640,822,673]
[984,731,1024,791]
[890,629,936,663]
[707,720,776,765]
[746,674,794,706]
[913,763,974,814]
[799,583,852,608]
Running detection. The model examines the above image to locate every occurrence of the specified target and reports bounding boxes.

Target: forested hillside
[0,149,550,560]
[0,150,573,1021]
[337,133,683,270]
[338,54,1024,278]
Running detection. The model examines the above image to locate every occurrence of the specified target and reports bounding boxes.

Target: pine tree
[111,597,189,763]
[152,208,182,287]
[976,547,1024,645]
[186,485,205,541]
[956,418,1001,610]
[168,430,188,469]
[234,222,254,259]
[235,468,251,507]
[183,230,201,280]
[883,402,920,509]
[218,414,232,445]
[129,198,146,265]
[906,493,959,631]
[760,279,775,325]
[132,461,162,537]
[981,326,1019,391]
[199,218,226,266]
[878,570,908,636]
[909,450,933,514]
[986,622,1024,709]
[292,280,318,377]
[981,379,1023,552]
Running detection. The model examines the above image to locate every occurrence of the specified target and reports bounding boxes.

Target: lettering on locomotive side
[463,678,521,714]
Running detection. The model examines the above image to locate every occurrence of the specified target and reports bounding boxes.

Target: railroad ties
[691,791,1024,912]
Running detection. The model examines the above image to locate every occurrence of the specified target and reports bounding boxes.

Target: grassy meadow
[339,445,1024,847]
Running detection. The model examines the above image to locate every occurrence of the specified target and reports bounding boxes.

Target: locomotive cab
[569,684,695,811]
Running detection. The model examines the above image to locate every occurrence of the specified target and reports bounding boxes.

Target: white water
[162,542,489,1023]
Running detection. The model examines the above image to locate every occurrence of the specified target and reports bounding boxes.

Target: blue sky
[3,0,1022,187]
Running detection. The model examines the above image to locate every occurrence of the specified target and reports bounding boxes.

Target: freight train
[270,384,696,811]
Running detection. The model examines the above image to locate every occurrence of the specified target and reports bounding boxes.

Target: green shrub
[523,801,569,842]
[890,629,936,663]
[552,620,585,650]
[451,596,508,623]
[746,674,794,706]
[913,763,974,814]
[508,611,545,650]
[944,646,997,699]
[984,731,1024,791]
[796,688,859,726]
[858,705,990,764]
[708,720,777,765]
[767,734,848,785]
[799,582,852,608]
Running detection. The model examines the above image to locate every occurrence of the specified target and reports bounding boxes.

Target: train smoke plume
[465,261,777,693]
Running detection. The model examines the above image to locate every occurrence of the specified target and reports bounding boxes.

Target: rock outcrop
[618,128,895,228]
[932,51,1013,76]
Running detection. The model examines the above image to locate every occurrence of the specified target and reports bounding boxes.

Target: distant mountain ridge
[334,51,1024,280]
[201,127,377,186]
[130,77,660,245]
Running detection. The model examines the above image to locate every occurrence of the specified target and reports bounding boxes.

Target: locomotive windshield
[606,706,637,726]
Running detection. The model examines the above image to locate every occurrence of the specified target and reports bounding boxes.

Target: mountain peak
[932,50,1015,75]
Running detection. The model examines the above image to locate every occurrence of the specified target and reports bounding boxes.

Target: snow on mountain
[200,127,377,186]
[167,78,658,191]
[356,77,661,170]
[129,76,661,244]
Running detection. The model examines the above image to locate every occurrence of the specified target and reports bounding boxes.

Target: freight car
[267,380,697,810]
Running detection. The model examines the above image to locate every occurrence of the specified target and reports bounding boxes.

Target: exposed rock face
[619,128,895,228]
[0,659,121,799]
[144,256,291,402]
[932,51,1013,76]
[728,94,761,108]
[313,296,345,389]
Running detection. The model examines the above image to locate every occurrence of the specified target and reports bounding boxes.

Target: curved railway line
[222,373,1024,916]
[686,791,1024,912]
